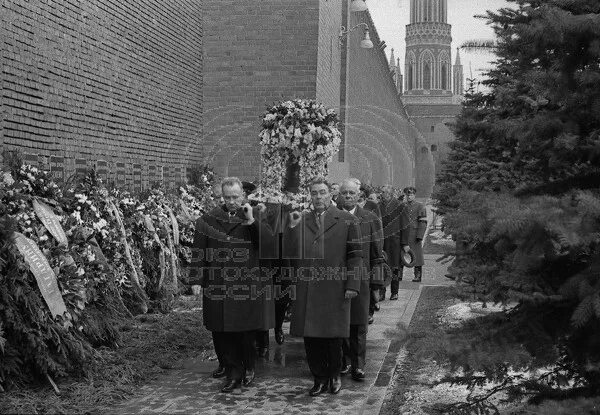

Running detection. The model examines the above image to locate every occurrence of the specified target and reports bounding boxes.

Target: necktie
[314,212,322,229]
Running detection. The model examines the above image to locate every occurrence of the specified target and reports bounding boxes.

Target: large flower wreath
[258,99,342,208]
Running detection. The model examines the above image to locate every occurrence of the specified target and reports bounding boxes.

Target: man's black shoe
[340,363,351,375]
[220,379,241,393]
[330,376,342,394]
[242,369,255,386]
[351,368,366,381]
[309,380,328,396]
[212,365,226,378]
[275,328,285,345]
[412,277,421,282]
[368,315,374,324]
[257,347,269,357]
[390,293,399,300]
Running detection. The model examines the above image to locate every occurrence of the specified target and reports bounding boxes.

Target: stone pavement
[109,204,453,414]
[110,285,422,415]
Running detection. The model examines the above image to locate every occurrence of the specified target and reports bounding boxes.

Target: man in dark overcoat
[400,186,427,282]
[191,177,275,393]
[378,185,408,301]
[338,179,385,381]
[285,177,363,396]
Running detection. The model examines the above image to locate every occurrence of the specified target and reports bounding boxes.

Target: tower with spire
[399,0,463,188]
[404,0,454,98]
[452,47,464,95]
[389,48,403,94]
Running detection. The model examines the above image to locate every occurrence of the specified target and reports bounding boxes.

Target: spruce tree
[432,0,600,410]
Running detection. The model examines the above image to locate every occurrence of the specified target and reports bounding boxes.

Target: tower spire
[389,48,395,68]
[455,47,461,65]
[453,47,464,96]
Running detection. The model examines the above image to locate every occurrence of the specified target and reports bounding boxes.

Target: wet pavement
[109,204,453,414]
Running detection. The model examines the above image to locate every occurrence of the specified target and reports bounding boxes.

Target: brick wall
[203,0,342,181]
[316,0,343,110]
[1,0,203,189]
[343,9,434,195]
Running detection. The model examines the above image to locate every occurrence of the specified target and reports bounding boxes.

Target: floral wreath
[258,99,342,207]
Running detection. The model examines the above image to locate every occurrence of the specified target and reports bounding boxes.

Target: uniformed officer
[400,186,427,282]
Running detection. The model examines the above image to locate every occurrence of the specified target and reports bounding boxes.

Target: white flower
[93,218,108,231]
[75,193,87,204]
[71,211,83,224]
[39,235,49,242]
[77,267,85,276]
[2,172,14,186]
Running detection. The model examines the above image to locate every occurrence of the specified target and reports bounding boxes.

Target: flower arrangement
[0,160,218,387]
[0,165,129,388]
[259,99,342,205]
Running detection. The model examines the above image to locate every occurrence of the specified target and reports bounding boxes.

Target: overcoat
[191,205,275,332]
[285,204,363,338]
[379,198,408,268]
[349,206,385,325]
[362,200,382,219]
[401,201,427,267]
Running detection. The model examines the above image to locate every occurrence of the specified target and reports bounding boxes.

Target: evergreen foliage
[433,0,600,411]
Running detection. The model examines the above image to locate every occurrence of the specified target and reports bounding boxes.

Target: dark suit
[285,204,363,382]
[341,206,385,371]
[191,205,275,382]
[379,198,409,297]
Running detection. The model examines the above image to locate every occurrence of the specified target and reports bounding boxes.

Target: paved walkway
[110,205,453,414]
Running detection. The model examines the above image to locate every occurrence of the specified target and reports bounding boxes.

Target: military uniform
[400,199,427,281]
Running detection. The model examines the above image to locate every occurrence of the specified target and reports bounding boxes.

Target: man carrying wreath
[284,177,363,396]
[190,177,275,393]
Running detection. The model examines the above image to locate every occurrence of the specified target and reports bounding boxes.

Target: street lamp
[350,0,368,12]
[339,23,373,49]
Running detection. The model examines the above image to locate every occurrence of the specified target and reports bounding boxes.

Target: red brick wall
[344,9,434,196]
[1,0,203,189]
[203,0,343,180]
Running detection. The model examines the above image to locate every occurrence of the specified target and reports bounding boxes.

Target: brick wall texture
[1,0,436,196]
[344,10,434,196]
[1,0,203,189]
[203,0,332,181]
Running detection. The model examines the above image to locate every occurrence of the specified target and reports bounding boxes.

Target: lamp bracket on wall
[338,23,373,49]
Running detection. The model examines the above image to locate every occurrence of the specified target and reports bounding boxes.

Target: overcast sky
[367,0,512,88]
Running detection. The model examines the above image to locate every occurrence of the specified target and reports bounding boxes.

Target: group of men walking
[190,176,427,395]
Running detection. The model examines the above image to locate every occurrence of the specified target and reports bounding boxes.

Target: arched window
[420,50,434,90]
[441,64,447,90]
[423,63,431,90]
[407,52,416,90]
